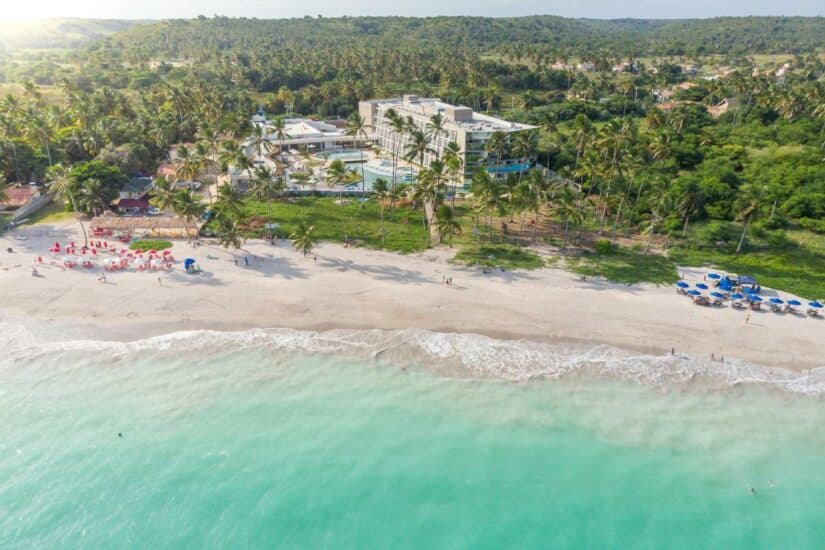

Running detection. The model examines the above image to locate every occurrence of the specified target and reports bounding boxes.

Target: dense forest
[1,15,824,293]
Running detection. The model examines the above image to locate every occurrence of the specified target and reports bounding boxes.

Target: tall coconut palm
[555,186,583,247]
[45,163,88,245]
[384,107,408,192]
[676,179,705,238]
[443,141,464,207]
[425,113,447,157]
[734,184,765,254]
[511,130,538,188]
[372,178,390,245]
[150,176,177,212]
[77,178,108,216]
[215,214,245,251]
[173,189,206,242]
[345,112,370,193]
[485,130,508,181]
[250,123,273,162]
[212,183,245,220]
[249,165,281,238]
[325,158,360,206]
[435,204,462,246]
[404,127,433,168]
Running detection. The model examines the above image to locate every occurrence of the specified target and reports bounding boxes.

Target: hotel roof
[364,96,536,133]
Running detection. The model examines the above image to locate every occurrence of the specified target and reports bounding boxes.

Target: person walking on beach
[745,313,751,325]
[158,276,162,287]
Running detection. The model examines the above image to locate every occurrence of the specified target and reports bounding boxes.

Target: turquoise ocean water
[1,327,823,548]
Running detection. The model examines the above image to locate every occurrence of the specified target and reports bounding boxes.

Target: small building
[0,185,51,221]
[119,177,153,200]
[116,198,150,215]
[90,211,197,239]
[156,163,177,179]
[576,62,595,72]
[708,98,738,118]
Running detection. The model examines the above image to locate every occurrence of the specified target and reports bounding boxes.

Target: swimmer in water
[118,432,123,438]
[769,480,775,488]
[750,487,757,495]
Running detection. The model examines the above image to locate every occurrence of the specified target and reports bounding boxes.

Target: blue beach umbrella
[710,292,725,299]
[730,293,745,300]
[695,283,709,290]
[809,301,823,309]
[769,298,784,305]
[676,281,690,288]
[787,299,802,306]
[184,258,196,268]
[748,294,763,302]
[687,290,701,296]
[707,273,721,280]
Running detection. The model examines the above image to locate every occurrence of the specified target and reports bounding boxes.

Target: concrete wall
[13,193,52,221]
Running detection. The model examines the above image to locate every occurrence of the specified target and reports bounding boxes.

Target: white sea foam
[1,321,823,396]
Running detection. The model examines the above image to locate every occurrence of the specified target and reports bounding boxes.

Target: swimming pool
[344,160,417,191]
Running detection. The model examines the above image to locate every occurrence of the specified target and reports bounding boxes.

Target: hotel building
[358,95,537,186]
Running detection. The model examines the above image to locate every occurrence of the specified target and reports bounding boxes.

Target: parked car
[147,207,162,216]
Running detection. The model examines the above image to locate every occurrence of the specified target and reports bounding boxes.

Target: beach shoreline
[1,220,823,372]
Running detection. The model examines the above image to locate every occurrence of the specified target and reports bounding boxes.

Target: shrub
[129,239,173,251]
[594,239,614,255]
[798,218,825,234]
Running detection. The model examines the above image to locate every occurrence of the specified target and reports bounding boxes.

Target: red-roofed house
[116,198,150,214]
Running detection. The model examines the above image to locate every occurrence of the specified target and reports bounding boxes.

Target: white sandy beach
[0,219,822,371]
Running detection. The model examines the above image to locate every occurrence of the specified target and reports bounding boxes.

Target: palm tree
[425,113,447,157]
[676,179,705,238]
[417,159,449,245]
[248,165,281,237]
[384,107,408,192]
[150,176,177,212]
[77,178,108,216]
[485,131,508,180]
[325,159,359,204]
[45,163,88,245]
[269,116,290,161]
[346,112,370,193]
[173,189,206,242]
[435,204,462,246]
[404,127,433,168]
[250,124,273,161]
[555,186,583,247]
[215,214,245,250]
[372,178,390,245]
[734,184,765,254]
[511,130,538,188]
[212,183,245,220]
[290,222,317,256]
[443,141,464,207]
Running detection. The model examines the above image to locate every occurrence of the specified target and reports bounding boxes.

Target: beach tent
[687,290,701,296]
[809,301,823,309]
[730,293,745,300]
[738,275,757,286]
[710,292,726,299]
[707,273,721,280]
[747,295,763,302]
[769,298,784,305]
[695,283,709,290]
[676,282,690,288]
[787,300,802,307]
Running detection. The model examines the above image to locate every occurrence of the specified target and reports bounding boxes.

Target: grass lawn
[567,246,680,285]
[25,201,76,225]
[239,196,429,253]
[451,244,546,270]
[130,239,173,251]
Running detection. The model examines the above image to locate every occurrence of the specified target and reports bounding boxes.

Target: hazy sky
[2,0,822,21]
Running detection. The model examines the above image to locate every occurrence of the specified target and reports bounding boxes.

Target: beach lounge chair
[808,308,820,317]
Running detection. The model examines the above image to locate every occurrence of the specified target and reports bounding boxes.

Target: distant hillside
[105,15,825,58]
[0,19,149,51]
